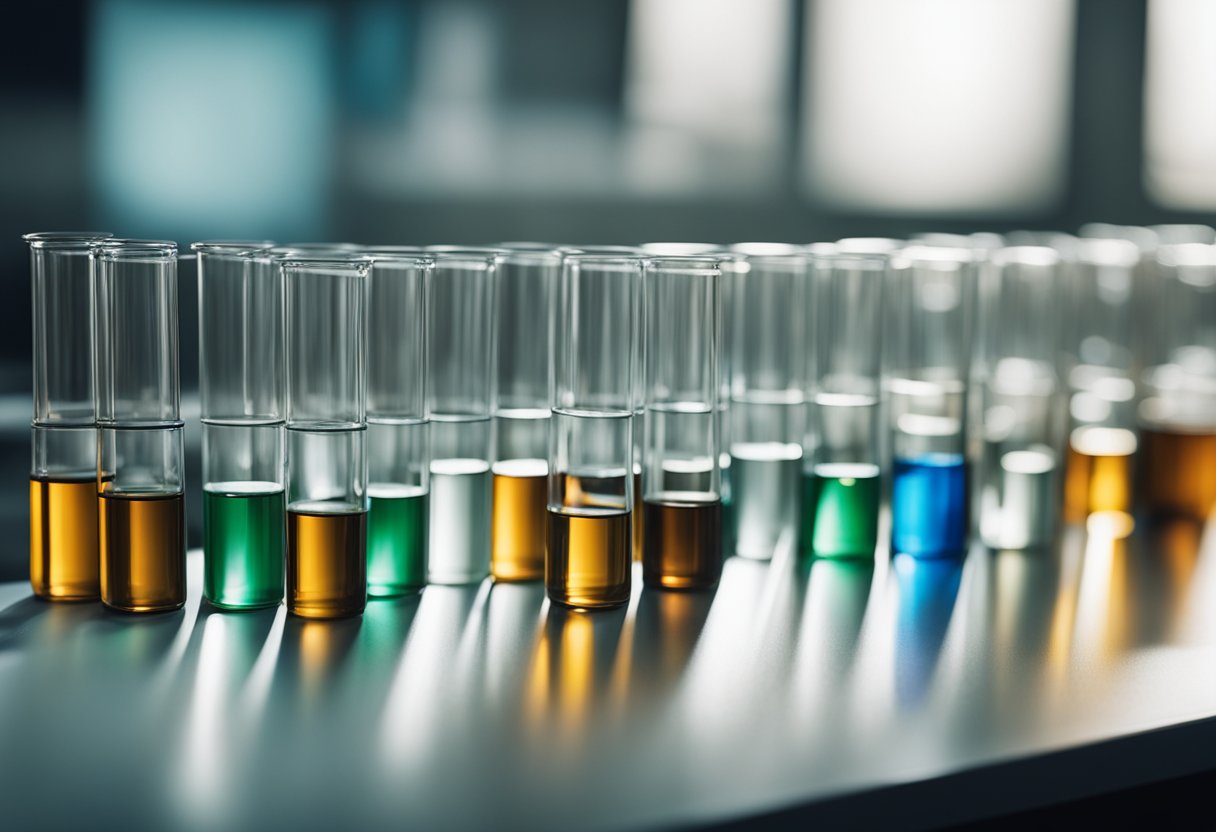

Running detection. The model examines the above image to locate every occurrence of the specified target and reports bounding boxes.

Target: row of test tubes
[25,226,1216,615]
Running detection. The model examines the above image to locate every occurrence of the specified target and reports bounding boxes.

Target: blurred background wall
[0,0,1213,577]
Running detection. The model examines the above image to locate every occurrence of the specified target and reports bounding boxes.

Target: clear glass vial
[548,255,642,609]
[886,246,974,557]
[803,249,884,559]
[976,247,1065,550]
[641,256,722,590]
[25,231,111,601]
[283,253,371,618]
[92,239,186,612]
[1137,243,1216,520]
[1061,238,1142,527]
[366,251,432,596]
[492,248,560,582]
[194,241,285,610]
[426,250,497,585]
[726,243,810,561]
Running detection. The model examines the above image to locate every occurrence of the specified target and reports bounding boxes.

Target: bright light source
[1144,0,1216,210]
[803,0,1075,215]
[624,0,791,193]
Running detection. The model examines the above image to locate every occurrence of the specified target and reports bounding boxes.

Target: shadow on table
[624,583,717,709]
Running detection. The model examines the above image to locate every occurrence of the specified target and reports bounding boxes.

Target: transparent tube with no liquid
[427,251,497,585]
[492,249,559,582]
[641,256,722,589]
[886,246,974,557]
[803,251,883,558]
[367,252,431,596]
[548,255,641,608]
[93,239,185,611]
[1138,243,1216,520]
[284,254,370,618]
[25,231,111,601]
[977,247,1064,550]
[1061,239,1141,529]
[727,244,809,560]
[195,242,285,609]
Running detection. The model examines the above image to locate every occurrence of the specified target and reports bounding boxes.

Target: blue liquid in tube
[891,453,967,556]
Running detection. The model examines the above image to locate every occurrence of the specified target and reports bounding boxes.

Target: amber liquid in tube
[1063,426,1137,523]
[547,508,631,609]
[30,474,100,601]
[491,458,547,581]
[632,469,643,562]
[287,505,367,619]
[642,495,722,590]
[1137,426,1216,520]
[99,492,186,612]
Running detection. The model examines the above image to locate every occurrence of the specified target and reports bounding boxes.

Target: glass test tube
[559,246,647,561]
[427,251,497,585]
[491,249,559,582]
[1061,239,1141,527]
[195,241,285,610]
[284,254,370,618]
[886,246,974,557]
[366,252,431,596]
[26,231,112,601]
[1138,243,1216,520]
[803,251,884,558]
[727,243,809,560]
[641,256,722,590]
[548,255,641,608]
[93,239,186,612]
[976,247,1064,550]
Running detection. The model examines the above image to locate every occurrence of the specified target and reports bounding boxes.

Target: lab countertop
[2,520,1215,830]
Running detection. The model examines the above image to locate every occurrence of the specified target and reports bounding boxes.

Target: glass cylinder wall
[886,246,974,557]
[366,252,432,597]
[726,243,809,561]
[548,255,641,609]
[492,249,560,582]
[92,240,180,426]
[641,256,722,590]
[977,247,1065,550]
[1061,238,1141,529]
[426,251,497,585]
[803,251,884,558]
[1138,243,1216,520]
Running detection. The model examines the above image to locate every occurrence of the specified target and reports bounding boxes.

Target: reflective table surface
[2,518,1215,830]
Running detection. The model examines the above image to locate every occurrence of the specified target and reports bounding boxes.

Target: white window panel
[803,0,1075,215]
[623,0,791,194]
[1144,0,1216,210]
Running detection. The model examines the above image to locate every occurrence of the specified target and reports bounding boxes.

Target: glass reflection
[893,553,963,709]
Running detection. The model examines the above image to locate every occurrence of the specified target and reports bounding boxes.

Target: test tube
[366,251,431,596]
[976,247,1064,550]
[727,243,809,560]
[283,253,370,618]
[427,250,497,585]
[886,246,974,557]
[93,239,186,612]
[641,256,722,589]
[25,231,111,601]
[559,246,647,561]
[491,248,559,581]
[548,255,641,608]
[1138,243,1216,520]
[194,242,285,610]
[803,250,884,558]
[1061,239,1141,528]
